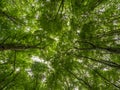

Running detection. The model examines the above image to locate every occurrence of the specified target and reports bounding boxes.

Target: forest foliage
[0,0,120,90]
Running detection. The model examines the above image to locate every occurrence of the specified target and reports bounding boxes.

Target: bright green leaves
[1,0,120,90]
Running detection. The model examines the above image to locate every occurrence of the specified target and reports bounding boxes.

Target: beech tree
[0,0,120,90]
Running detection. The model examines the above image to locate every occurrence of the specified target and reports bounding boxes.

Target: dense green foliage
[0,0,120,90]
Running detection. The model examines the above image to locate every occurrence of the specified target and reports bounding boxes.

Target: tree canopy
[0,0,120,90]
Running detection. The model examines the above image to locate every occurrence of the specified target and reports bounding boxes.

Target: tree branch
[93,69,120,89]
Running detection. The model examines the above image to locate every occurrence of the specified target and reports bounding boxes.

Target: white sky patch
[117,79,120,84]
[103,68,109,71]
[46,0,50,2]
[0,60,6,64]
[99,8,105,12]
[54,37,59,42]
[117,4,120,10]
[114,35,120,44]
[102,54,110,60]
[113,20,118,25]
[35,11,40,19]
[25,27,31,32]
[32,3,35,7]
[74,87,79,90]
[25,68,31,72]
[78,59,83,63]
[16,67,20,72]
[41,3,44,7]
[28,72,33,76]
[31,56,44,63]
[27,27,30,31]
[25,68,33,76]
[67,21,70,26]
[31,56,54,71]
[35,0,38,2]
[77,30,80,33]
[41,73,47,83]
[42,77,46,82]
